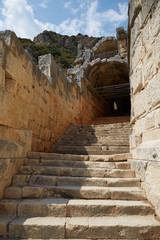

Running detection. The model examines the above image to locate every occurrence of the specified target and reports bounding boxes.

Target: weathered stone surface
[129,0,160,217]
[0,139,25,159]
[17,198,67,217]
[38,53,58,85]
[0,199,20,215]
[66,216,160,239]
[9,217,66,239]
[4,186,22,199]
[0,158,25,199]
[89,153,131,162]
[0,65,5,89]
[129,158,160,217]
[0,215,15,236]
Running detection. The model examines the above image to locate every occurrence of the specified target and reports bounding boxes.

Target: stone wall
[128,0,160,216]
[0,31,107,198]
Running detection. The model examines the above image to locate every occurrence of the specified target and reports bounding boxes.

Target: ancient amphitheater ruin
[0,0,160,239]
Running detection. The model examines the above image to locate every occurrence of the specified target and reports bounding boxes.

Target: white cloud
[39,0,48,9]
[56,18,85,36]
[1,0,42,39]
[0,0,128,39]
[64,1,72,9]
[84,0,128,36]
[35,19,55,31]
[64,0,79,15]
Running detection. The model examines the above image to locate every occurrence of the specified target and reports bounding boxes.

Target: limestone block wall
[128,0,160,216]
[0,31,107,198]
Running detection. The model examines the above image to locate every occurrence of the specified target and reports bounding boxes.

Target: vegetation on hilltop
[19,31,102,69]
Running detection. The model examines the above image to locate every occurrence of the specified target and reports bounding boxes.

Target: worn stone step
[53,142,130,147]
[91,116,130,125]
[67,124,131,131]
[62,130,132,137]
[52,149,130,156]
[25,159,131,169]
[52,145,129,150]
[58,135,131,141]
[56,186,146,200]
[67,124,131,129]
[53,149,129,155]
[28,152,130,162]
[54,134,131,141]
[53,141,130,147]
[1,215,160,239]
[12,175,140,187]
[56,134,130,140]
[59,132,130,137]
[62,132,131,137]
[4,185,146,200]
[8,216,65,239]
[18,166,135,178]
[65,215,160,239]
[0,199,154,217]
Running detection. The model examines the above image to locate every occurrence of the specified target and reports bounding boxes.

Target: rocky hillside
[19,31,101,69]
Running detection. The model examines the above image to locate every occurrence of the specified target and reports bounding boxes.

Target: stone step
[12,175,140,187]
[68,123,130,128]
[1,215,160,239]
[0,199,154,217]
[52,145,129,150]
[52,149,130,156]
[57,133,131,139]
[61,129,131,133]
[54,137,130,142]
[24,159,131,169]
[52,146,130,154]
[59,129,131,133]
[28,152,130,162]
[57,133,130,138]
[18,166,135,178]
[53,141,130,146]
[67,123,131,130]
[91,116,130,125]
[60,131,131,136]
[4,185,146,200]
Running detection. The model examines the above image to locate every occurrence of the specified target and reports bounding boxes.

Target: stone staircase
[52,121,132,155]
[0,119,160,239]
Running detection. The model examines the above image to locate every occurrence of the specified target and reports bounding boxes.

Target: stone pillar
[38,53,59,86]
[116,27,127,59]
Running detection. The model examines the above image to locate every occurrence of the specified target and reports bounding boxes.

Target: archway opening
[86,60,130,117]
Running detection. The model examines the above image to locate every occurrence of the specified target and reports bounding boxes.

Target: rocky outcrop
[34,31,101,50]
[19,31,101,69]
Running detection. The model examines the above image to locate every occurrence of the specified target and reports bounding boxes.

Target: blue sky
[0,0,128,40]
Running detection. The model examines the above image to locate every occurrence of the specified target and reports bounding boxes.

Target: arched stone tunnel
[85,59,130,117]
[67,29,130,118]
